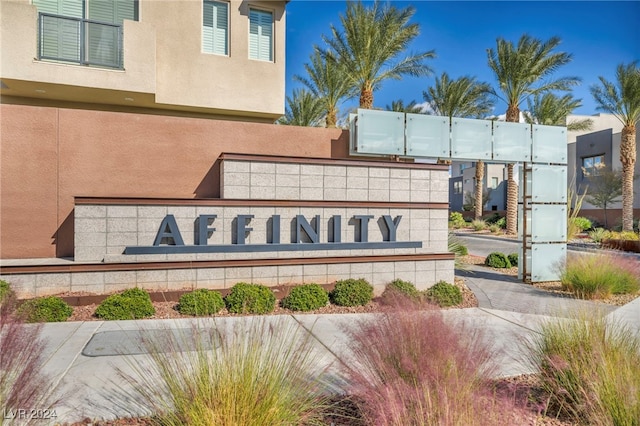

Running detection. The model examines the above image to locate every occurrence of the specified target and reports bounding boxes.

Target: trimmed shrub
[95,287,155,320]
[385,279,420,299]
[449,212,466,229]
[507,253,518,267]
[484,252,511,268]
[177,289,224,316]
[225,283,276,314]
[571,216,592,231]
[281,284,329,312]
[330,278,373,307]
[17,296,73,323]
[425,281,463,307]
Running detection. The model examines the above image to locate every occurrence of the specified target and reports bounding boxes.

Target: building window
[249,8,272,61]
[203,1,228,55]
[491,177,498,189]
[582,154,604,177]
[34,0,137,69]
[453,181,462,194]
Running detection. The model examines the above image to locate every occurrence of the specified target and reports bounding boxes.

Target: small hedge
[18,296,73,323]
[177,289,224,316]
[281,284,329,312]
[485,252,512,268]
[330,278,373,307]
[507,253,518,267]
[425,281,462,307]
[95,288,155,320]
[225,283,276,314]
[383,279,420,299]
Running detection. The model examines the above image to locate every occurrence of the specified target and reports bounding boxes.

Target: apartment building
[1,0,287,121]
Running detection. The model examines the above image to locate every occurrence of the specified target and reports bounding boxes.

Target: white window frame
[248,7,273,62]
[203,0,229,56]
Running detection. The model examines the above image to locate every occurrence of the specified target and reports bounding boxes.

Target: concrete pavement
[10,245,639,423]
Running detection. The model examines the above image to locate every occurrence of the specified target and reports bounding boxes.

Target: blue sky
[285,1,640,119]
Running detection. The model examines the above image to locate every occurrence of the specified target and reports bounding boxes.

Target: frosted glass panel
[531,205,566,242]
[531,244,566,282]
[531,165,567,203]
[356,109,405,155]
[406,114,449,157]
[493,121,531,162]
[451,118,491,160]
[532,125,567,164]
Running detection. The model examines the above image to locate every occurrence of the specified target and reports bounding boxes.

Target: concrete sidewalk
[21,265,640,423]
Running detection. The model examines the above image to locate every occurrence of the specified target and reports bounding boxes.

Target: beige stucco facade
[0,0,287,121]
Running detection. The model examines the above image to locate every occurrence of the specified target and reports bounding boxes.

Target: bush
[385,279,420,299]
[0,280,13,305]
[95,287,155,320]
[17,296,73,323]
[341,303,515,424]
[471,219,486,231]
[571,216,592,231]
[507,253,518,267]
[379,280,422,306]
[280,284,329,312]
[124,318,332,425]
[225,283,276,314]
[177,289,224,316]
[484,252,511,268]
[560,253,640,299]
[449,212,466,229]
[330,278,373,307]
[425,281,463,307]
[484,213,502,224]
[488,224,501,233]
[588,227,608,243]
[528,313,640,423]
[606,230,640,241]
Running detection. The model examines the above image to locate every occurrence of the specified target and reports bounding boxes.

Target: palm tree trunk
[505,105,520,235]
[474,161,485,221]
[360,84,374,109]
[326,107,338,128]
[506,164,518,235]
[620,124,636,231]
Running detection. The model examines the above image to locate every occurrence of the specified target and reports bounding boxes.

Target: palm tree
[276,88,325,127]
[294,50,351,128]
[590,61,640,231]
[322,0,435,109]
[385,99,422,113]
[423,72,495,220]
[487,34,580,235]
[523,93,593,131]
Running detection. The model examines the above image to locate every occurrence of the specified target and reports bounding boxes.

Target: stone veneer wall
[2,155,454,298]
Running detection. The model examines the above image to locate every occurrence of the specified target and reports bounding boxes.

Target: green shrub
[571,216,592,231]
[507,253,518,267]
[488,224,500,233]
[330,278,373,307]
[17,296,73,323]
[560,254,640,299]
[484,213,502,224]
[0,280,13,305]
[448,212,466,229]
[281,284,329,312]
[606,230,640,241]
[425,281,462,307]
[588,227,608,243]
[95,287,155,320]
[495,217,506,229]
[484,252,511,268]
[177,289,224,316]
[383,279,420,299]
[225,283,276,314]
[471,219,486,231]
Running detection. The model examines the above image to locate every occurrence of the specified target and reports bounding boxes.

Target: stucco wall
[0,103,348,259]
